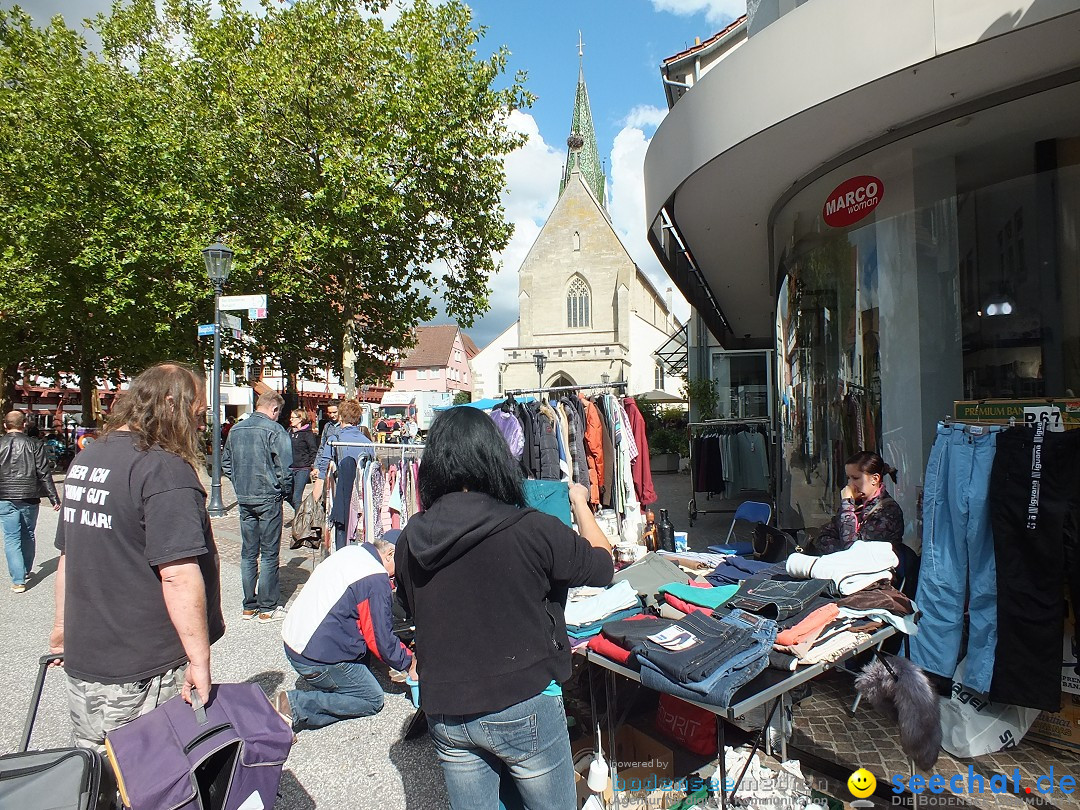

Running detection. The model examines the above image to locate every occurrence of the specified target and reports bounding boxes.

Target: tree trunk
[79,366,96,427]
[281,361,300,428]
[0,363,16,414]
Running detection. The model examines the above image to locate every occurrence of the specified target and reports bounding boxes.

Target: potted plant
[649,426,686,473]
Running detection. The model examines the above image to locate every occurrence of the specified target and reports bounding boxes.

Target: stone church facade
[472,62,682,400]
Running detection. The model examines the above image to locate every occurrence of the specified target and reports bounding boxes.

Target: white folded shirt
[564,579,640,627]
[786,541,898,596]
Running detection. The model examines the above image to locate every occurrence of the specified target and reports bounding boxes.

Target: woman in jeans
[288,410,318,511]
[395,407,613,809]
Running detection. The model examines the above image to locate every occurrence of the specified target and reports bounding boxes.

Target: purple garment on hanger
[490,409,524,458]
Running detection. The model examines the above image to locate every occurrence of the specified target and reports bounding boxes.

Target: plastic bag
[939,659,1040,757]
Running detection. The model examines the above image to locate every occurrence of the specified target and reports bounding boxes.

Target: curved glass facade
[772,91,1080,544]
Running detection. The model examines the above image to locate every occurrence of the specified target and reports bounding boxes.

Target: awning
[654,326,688,376]
[637,389,685,404]
[380,391,416,407]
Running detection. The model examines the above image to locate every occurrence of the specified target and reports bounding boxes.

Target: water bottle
[658,508,676,553]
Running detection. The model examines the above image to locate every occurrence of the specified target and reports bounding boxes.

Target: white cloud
[622,104,667,130]
[608,116,690,325]
[651,0,746,24]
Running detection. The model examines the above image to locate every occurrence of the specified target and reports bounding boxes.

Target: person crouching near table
[395,407,614,810]
[276,530,415,732]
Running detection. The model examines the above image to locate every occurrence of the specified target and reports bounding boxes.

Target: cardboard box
[1027,693,1080,753]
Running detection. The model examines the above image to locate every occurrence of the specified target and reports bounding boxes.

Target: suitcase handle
[191,687,208,725]
[19,654,64,752]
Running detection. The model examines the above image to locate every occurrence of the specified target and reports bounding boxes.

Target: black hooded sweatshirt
[395,491,614,716]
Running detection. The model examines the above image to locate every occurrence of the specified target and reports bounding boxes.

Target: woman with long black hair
[815,450,903,554]
[395,407,613,810]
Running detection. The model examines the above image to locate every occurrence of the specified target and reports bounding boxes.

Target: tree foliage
[0,0,530,420]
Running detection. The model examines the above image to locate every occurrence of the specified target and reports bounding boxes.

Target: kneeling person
[278,531,414,731]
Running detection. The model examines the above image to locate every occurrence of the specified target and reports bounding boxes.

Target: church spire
[560,32,606,210]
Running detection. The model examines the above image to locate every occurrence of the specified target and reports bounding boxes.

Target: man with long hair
[223,390,293,622]
[49,363,224,752]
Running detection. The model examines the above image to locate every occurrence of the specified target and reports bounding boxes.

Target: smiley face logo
[848,768,876,798]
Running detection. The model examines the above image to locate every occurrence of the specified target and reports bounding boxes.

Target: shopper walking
[288,410,317,512]
[223,390,293,623]
[48,363,224,751]
[395,407,614,809]
[0,410,60,592]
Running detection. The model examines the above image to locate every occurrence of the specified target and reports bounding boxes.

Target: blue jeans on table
[284,650,385,730]
[1,500,38,586]
[909,422,1001,693]
[636,610,777,708]
[428,693,576,810]
[239,500,283,612]
[289,468,310,512]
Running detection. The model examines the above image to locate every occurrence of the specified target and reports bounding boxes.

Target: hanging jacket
[533,402,561,481]
[623,398,657,506]
[579,394,604,505]
[561,397,591,489]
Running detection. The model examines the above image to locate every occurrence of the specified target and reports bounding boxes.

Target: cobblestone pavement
[0,472,449,810]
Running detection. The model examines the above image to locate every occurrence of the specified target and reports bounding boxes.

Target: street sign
[218,312,241,331]
[249,307,268,320]
[197,323,216,337]
[219,294,267,311]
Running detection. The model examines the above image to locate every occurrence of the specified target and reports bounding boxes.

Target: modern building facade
[645,0,1080,538]
[472,60,683,401]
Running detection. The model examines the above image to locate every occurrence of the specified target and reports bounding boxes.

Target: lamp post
[601,372,610,386]
[203,241,233,518]
[532,351,547,390]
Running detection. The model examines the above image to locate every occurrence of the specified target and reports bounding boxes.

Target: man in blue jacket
[222,391,293,622]
[276,530,415,731]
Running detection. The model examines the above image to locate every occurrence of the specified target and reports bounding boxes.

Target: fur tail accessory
[855,654,941,770]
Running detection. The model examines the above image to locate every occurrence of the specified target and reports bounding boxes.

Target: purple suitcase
[104,683,292,810]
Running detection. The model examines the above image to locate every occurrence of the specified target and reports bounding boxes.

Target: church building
[472,58,683,399]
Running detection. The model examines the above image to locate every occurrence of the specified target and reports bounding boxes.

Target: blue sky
[448,0,745,346]
[19,0,747,346]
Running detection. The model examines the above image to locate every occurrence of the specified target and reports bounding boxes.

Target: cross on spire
[578,30,584,60]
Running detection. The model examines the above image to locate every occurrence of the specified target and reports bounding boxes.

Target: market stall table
[579,625,897,809]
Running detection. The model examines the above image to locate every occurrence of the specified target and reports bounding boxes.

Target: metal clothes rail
[502,381,628,398]
[686,417,774,526]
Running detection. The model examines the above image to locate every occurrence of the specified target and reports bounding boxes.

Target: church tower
[560,34,606,210]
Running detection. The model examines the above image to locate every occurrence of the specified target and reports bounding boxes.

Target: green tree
[0,0,529,421]
[452,390,471,406]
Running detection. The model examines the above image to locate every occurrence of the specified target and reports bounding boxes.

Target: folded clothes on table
[567,605,643,638]
[836,580,914,615]
[587,614,660,665]
[838,606,917,635]
[658,550,730,569]
[725,576,831,620]
[774,603,840,647]
[657,581,739,610]
[565,579,640,626]
[611,552,688,607]
[660,592,710,615]
[634,610,778,708]
[785,541,898,596]
[705,556,783,586]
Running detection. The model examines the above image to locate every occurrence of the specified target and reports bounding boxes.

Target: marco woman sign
[823,175,884,227]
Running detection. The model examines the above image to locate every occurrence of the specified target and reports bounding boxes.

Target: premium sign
[823,175,883,227]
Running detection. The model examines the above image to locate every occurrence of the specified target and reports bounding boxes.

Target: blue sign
[198,323,216,337]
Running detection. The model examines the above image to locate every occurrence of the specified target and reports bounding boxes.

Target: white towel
[786,541,898,596]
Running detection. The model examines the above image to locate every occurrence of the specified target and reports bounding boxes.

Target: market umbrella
[637,389,685,404]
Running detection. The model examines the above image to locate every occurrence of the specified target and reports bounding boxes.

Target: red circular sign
[822,175,884,228]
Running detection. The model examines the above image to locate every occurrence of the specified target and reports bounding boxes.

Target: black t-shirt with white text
[55,432,225,683]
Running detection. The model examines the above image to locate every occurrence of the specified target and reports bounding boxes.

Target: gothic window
[567,277,591,329]
[573,231,581,251]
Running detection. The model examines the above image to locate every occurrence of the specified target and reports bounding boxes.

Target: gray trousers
[67,667,183,752]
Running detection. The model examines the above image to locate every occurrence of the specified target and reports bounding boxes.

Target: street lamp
[203,241,233,518]
[601,372,610,386]
[532,351,547,390]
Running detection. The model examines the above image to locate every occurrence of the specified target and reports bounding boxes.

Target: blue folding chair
[708,500,772,556]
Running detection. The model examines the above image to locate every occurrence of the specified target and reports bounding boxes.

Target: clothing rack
[687,418,774,526]
[942,415,1017,427]
[502,381,629,398]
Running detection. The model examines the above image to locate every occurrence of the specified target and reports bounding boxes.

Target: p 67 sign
[823,175,884,228]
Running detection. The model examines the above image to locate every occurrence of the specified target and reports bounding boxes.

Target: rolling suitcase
[0,654,115,810]
[104,683,293,810]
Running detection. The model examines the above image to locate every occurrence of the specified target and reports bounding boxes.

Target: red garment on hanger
[623,397,656,506]
[579,394,604,505]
